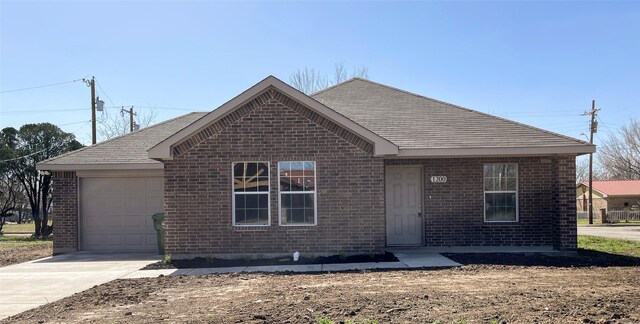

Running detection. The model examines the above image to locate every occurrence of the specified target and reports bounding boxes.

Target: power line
[105,105,203,111]
[95,80,118,109]
[60,120,92,126]
[0,148,47,163]
[70,120,92,133]
[0,79,84,94]
[0,105,204,115]
[0,108,86,114]
[500,113,582,118]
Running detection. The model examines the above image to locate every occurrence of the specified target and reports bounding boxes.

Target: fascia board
[36,162,163,171]
[397,144,595,158]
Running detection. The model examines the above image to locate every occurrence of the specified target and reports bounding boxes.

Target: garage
[80,176,163,252]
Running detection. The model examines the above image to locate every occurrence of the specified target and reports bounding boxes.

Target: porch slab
[388,250,462,267]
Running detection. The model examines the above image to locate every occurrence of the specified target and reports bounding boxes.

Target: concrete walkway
[0,252,160,320]
[124,251,461,278]
[578,225,640,241]
[395,246,556,253]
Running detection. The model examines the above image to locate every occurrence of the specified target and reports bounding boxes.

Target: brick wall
[51,171,78,254]
[387,156,577,250]
[163,88,385,257]
[553,155,577,250]
[605,196,640,211]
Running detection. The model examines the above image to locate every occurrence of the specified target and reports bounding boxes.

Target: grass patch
[2,223,35,233]
[578,235,640,257]
[0,235,52,251]
[578,219,640,226]
[577,219,598,225]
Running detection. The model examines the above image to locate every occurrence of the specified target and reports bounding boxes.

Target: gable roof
[36,112,206,170]
[312,78,595,157]
[578,180,640,197]
[148,76,398,160]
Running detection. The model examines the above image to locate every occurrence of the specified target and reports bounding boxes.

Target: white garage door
[81,177,163,252]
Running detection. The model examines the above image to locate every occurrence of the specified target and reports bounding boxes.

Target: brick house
[577,180,640,211]
[37,76,594,256]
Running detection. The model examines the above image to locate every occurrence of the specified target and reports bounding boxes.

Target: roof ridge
[318,77,591,147]
[583,179,640,183]
[309,77,361,97]
[309,78,408,146]
[39,112,205,166]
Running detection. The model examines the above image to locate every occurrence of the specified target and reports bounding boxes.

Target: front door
[385,166,423,246]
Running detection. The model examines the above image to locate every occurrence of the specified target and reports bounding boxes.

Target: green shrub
[162,254,172,265]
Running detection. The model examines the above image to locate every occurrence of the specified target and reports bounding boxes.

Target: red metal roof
[579,180,640,197]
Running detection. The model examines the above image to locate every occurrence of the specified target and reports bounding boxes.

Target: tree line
[0,124,82,236]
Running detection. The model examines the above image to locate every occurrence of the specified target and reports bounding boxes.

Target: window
[484,163,518,222]
[232,162,270,226]
[278,161,317,226]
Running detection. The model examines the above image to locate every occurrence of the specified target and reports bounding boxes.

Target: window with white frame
[484,163,518,222]
[278,161,316,225]
[232,162,270,226]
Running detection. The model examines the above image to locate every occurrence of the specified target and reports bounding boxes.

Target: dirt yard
[4,263,639,323]
[0,235,52,267]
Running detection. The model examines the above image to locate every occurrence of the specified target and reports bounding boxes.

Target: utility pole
[120,106,137,132]
[83,77,97,145]
[583,100,600,225]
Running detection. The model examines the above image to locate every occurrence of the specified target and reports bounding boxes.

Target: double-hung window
[483,163,518,222]
[278,161,317,226]
[232,162,270,226]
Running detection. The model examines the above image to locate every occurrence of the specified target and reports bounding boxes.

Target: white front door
[385,166,423,246]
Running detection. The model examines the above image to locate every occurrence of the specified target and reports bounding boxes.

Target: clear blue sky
[1,1,639,153]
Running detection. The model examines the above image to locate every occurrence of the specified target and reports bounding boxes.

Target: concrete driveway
[0,252,160,320]
[578,225,640,241]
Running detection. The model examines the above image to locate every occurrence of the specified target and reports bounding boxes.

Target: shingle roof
[311,78,589,150]
[579,180,640,197]
[38,112,206,169]
[40,76,594,170]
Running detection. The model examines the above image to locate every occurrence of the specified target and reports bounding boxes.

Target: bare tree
[290,63,369,94]
[598,118,640,180]
[576,156,604,183]
[97,107,157,141]
[0,172,19,233]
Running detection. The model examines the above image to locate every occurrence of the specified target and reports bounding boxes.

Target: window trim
[483,163,519,223]
[231,161,271,227]
[278,161,318,227]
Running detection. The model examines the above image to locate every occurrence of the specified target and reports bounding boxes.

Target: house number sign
[430,176,447,183]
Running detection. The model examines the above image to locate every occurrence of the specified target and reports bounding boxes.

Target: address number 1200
[430,176,447,183]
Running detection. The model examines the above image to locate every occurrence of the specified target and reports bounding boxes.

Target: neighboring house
[576,180,640,211]
[37,76,594,256]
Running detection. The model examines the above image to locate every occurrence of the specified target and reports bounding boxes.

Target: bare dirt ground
[0,241,52,267]
[4,262,639,324]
